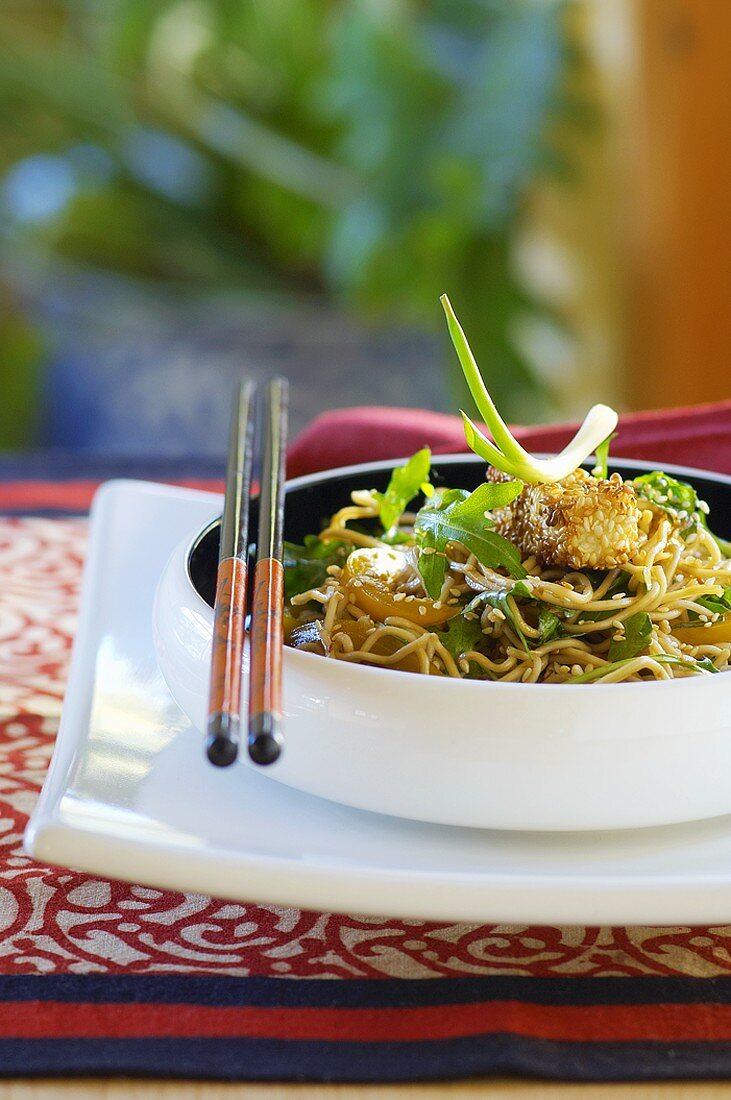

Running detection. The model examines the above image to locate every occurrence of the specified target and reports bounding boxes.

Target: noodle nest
[285,481,731,685]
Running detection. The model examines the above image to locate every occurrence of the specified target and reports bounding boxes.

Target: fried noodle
[286,488,731,684]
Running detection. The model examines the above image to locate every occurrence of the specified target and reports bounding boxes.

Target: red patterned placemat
[7,513,729,981]
[1,402,731,1081]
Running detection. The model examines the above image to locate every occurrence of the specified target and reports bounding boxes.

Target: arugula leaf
[414,481,525,598]
[633,471,731,556]
[416,552,447,601]
[607,611,653,662]
[373,448,433,533]
[381,529,413,546]
[633,471,700,519]
[283,536,348,600]
[415,527,447,600]
[435,614,484,661]
[464,583,563,650]
[674,587,731,626]
[538,610,562,644]
[696,656,721,673]
[695,587,731,618]
[576,570,631,623]
[606,611,650,660]
[591,431,617,480]
[570,653,719,683]
[465,581,532,650]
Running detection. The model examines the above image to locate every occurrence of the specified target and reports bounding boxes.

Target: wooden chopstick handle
[206,555,248,766]
[248,556,284,765]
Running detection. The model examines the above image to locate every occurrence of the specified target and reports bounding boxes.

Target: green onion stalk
[440,293,618,484]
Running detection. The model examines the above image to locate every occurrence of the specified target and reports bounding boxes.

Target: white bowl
[153,455,731,831]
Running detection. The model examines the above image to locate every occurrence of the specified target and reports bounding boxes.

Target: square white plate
[24,480,731,926]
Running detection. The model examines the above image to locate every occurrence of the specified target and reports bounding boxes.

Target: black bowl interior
[188,458,731,610]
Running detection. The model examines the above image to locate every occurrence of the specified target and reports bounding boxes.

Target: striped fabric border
[0,976,730,1080]
[0,453,226,480]
[3,444,731,1080]
[0,478,223,517]
[0,453,225,516]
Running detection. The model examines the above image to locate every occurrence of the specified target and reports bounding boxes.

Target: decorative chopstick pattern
[207,555,249,764]
[206,381,256,768]
[248,378,288,765]
[248,556,285,760]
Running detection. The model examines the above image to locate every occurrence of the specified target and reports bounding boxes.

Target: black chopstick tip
[206,714,240,767]
[248,714,283,766]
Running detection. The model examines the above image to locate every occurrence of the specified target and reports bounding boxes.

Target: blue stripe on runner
[0,974,729,1008]
[0,508,94,519]
[0,1035,730,1082]
[0,452,225,483]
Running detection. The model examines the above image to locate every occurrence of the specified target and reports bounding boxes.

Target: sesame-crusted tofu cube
[486,467,643,570]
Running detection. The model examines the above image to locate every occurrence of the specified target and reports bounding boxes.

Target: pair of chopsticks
[206,378,288,769]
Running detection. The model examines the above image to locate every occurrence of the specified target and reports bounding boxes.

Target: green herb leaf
[381,529,414,546]
[576,570,631,623]
[414,481,525,599]
[465,580,532,651]
[696,656,721,673]
[633,471,701,519]
[538,610,562,644]
[283,536,348,600]
[677,586,731,626]
[435,614,485,661]
[695,587,731,618]
[373,448,433,533]
[415,527,448,600]
[607,611,652,662]
[633,471,731,557]
[570,653,718,683]
[591,431,617,480]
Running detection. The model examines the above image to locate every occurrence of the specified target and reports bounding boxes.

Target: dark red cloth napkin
[288,399,731,479]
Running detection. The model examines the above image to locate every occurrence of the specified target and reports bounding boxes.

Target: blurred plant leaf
[0,0,584,424]
[0,294,44,449]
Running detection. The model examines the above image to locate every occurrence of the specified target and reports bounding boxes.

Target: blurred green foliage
[0,287,44,447]
[0,0,580,422]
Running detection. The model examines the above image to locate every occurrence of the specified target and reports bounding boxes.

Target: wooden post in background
[629,0,731,409]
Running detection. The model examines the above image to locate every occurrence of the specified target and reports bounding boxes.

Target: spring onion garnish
[440,294,619,484]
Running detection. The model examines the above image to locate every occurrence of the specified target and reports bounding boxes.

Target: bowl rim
[182,452,731,696]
